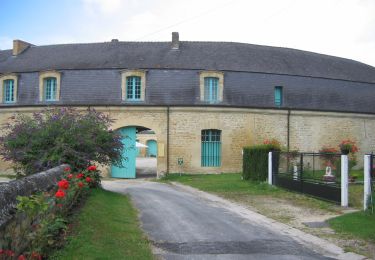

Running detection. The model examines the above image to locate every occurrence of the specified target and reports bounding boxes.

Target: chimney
[13,40,33,56]
[171,32,179,50]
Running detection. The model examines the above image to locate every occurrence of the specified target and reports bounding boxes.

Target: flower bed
[0,165,100,259]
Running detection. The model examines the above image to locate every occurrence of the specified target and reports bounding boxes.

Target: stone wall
[0,106,374,176]
[0,165,68,251]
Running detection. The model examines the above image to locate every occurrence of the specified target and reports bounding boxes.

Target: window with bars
[3,79,15,103]
[274,86,283,107]
[201,129,221,167]
[44,77,57,101]
[126,76,141,100]
[204,77,219,103]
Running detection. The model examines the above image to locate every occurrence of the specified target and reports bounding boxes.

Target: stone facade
[0,106,374,177]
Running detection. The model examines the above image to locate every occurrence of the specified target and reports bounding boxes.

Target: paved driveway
[102,180,361,260]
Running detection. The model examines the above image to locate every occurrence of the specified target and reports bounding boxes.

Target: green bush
[243,144,275,181]
[0,107,123,177]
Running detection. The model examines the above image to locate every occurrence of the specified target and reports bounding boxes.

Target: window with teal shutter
[3,79,15,103]
[274,86,283,106]
[201,129,221,167]
[127,76,141,100]
[204,77,219,103]
[44,77,57,101]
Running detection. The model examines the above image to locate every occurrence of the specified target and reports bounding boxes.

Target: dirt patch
[217,193,375,258]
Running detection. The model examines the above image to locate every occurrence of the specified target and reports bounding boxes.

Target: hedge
[243,144,275,181]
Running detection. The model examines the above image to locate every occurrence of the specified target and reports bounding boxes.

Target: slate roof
[0,41,375,84]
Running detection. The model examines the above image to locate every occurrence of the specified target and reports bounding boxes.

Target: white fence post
[341,155,349,207]
[364,155,371,211]
[268,152,273,185]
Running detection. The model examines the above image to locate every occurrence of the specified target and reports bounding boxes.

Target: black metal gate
[272,152,341,203]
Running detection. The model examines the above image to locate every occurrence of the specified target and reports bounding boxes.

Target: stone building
[0,33,375,178]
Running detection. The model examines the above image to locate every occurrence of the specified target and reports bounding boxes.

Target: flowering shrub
[319,147,339,166]
[5,165,100,258]
[0,107,123,177]
[339,139,359,154]
[263,139,281,151]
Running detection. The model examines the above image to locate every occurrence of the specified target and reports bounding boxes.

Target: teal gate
[111,127,137,178]
[146,140,157,157]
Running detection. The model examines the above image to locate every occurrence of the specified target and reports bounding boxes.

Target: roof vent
[171,32,179,50]
[13,39,33,56]
[111,39,119,43]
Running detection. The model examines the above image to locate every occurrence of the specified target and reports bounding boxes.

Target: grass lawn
[328,211,375,242]
[51,189,153,260]
[161,173,340,212]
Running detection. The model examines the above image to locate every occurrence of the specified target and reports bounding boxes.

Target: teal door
[147,140,157,157]
[111,127,137,178]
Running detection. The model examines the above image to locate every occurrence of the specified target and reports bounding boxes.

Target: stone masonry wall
[0,106,374,176]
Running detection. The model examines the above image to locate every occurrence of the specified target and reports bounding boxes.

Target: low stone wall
[0,165,68,251]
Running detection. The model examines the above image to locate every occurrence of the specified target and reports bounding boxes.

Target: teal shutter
[201,129,221,167]
[127,76,141,100]
[204,77,219,103]
[274,86,283,106]
[4,80,15,103]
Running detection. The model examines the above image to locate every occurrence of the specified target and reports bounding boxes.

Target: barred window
[201,129,221,167]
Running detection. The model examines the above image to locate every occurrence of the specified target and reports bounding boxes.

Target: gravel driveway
[102,180,363,260]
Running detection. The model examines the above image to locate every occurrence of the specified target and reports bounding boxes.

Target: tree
[0,107,123,176]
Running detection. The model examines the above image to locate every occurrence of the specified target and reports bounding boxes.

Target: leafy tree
[0,107,123,176]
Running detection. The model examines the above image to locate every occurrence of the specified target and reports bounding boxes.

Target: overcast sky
[1,0,374,66]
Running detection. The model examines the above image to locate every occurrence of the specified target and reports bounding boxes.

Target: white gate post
[268,152,273,185]
[341,155,349,207]
[364,155,371,210]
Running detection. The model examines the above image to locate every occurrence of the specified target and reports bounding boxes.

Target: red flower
[78,182,84,188]
[0,249,4,255]
[32,252,42,260]
[18,255,26,260]
[86,177,92,183]
[6,250,14,257]
[67,174,73,179]
[77,173,84,179]
[55,189,66,198]
[58,179,69,190]
[87,165,97,171]
[64,166,71,172]
[56,203,63,208]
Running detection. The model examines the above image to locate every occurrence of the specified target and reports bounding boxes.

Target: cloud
[82,0,124,15]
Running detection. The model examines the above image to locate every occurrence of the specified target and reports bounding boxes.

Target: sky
[0,0,374,67]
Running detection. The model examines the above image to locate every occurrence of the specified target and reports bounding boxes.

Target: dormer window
[39,71,61,102]
[127,76,141,100]
[0,75,18,104]
[121,70,146,102]
[44,77,57,101]
[4,79,15,103]
[199,71,224,103]
[204,77,219,103]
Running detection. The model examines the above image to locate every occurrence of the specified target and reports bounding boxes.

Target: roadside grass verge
[328,211,375,242]
[161,173,375,257]
[51,188,153,260]
[161,173,340,213]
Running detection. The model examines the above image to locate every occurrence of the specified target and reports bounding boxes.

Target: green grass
[328,211,375,242]
[51,189,153,260]
[0,174,16,179]
[161,173,339,212]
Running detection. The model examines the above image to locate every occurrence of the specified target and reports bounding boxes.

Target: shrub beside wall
[243,145,274,181]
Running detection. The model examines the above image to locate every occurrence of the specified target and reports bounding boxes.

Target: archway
[111,126,157,179]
